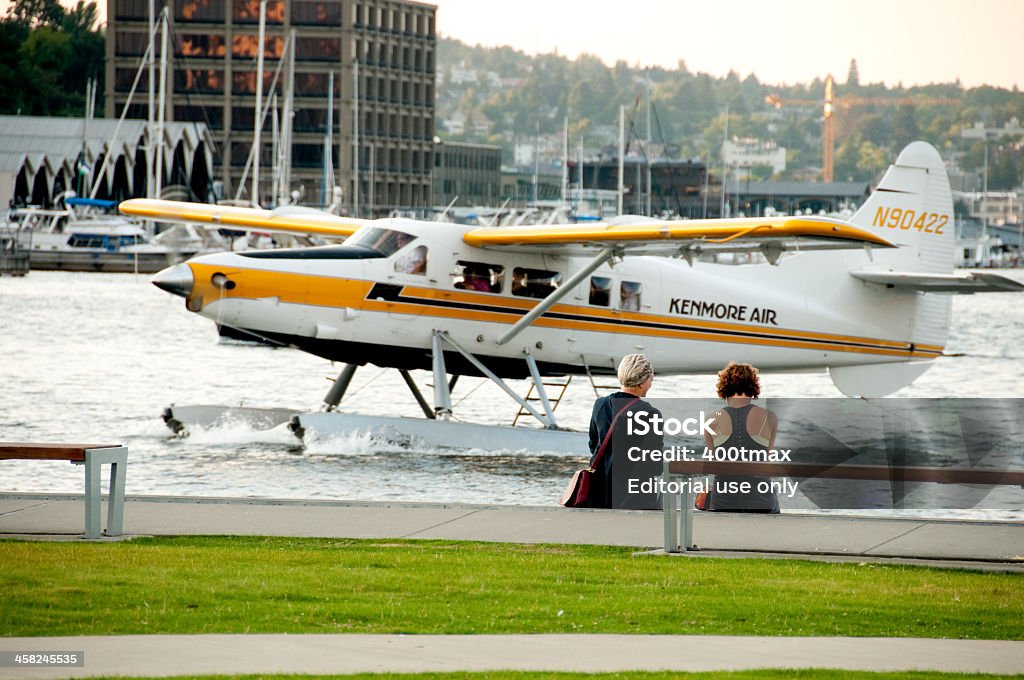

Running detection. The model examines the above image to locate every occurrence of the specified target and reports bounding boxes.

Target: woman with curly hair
[700,362,781,513]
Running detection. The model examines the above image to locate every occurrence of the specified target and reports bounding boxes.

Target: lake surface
[2,271,1022,519]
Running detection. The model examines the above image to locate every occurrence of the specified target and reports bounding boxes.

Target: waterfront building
[0,115,214,208]
[570,158,711,218]
[961,118,1024,142]
[105,0,437,214]
[723,138,787,178]
[432,139,501,209]
[723,180,870,217]
[500,167,563,209]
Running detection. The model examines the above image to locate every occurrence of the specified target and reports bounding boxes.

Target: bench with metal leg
[663,460,1024,553]
[0,443,128,539]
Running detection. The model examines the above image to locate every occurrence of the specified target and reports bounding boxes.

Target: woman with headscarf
[586,353,663,509]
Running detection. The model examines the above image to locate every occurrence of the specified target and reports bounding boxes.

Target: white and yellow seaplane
[122,142,1022,452]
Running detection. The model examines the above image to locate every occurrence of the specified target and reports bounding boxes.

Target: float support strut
[323,364,358,412]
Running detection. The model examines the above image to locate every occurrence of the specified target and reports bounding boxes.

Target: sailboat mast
[154,9,168,199]
[353,60,360,217]
[645,74,652,216]
[280,28,295,205]
[617,105,624,216]
[324,70,334,207]
[252,0,267,207]
[146,0,155,198]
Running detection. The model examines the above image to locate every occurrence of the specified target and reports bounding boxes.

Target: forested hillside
[437,37,1024,186]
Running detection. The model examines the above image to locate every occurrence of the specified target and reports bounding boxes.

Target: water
[2,271,1023,518]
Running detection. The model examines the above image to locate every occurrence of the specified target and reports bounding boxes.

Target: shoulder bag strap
[589,397,641,472]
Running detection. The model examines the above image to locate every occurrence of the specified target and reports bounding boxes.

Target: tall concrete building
[106,0,436,214]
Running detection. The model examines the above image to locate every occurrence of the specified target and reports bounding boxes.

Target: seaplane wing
[119,198,368,240]
[462,216,896,259]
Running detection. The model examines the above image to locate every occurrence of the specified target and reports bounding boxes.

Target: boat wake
[183,421,299,446]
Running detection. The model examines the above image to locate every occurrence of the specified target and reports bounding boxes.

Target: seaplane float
[121,142,1023,454]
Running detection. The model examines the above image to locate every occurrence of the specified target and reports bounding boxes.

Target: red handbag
[560,397,640,508]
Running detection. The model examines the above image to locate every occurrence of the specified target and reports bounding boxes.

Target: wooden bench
[0,443,128,539]
[663,460,1024,553]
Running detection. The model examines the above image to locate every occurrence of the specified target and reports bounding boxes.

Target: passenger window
[454,260,503,292]
[589,276,611,306]
[393,245,427,275]
[512,267,562,299]
[620,281,642,311]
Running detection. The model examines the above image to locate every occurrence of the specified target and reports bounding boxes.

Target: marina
[2,270,1023,516]
[2,3,1023,677]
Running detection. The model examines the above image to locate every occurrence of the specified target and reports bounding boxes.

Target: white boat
[16,198,201,274]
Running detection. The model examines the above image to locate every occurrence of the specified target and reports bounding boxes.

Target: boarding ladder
[512,377,573,427]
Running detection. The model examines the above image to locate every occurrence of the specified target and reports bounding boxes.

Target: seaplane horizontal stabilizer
[851,270,1024,293]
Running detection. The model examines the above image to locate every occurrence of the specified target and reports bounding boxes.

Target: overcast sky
[11,0,1020,90]
[431,0,1022,90]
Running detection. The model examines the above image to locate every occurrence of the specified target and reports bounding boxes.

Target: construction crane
[766,75,958,182]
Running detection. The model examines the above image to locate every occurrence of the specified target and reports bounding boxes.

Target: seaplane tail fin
[832,142,955,397]
[848,140,955,276]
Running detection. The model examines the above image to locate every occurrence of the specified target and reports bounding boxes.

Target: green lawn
[1,537,1021,638]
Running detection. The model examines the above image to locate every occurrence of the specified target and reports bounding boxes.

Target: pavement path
[1,493,1023,568]
[1,634,1023,678]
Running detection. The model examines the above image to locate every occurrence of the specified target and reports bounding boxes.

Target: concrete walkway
[1,634,1024,678]
[2,494,1023,678]
[1,493,1023,568]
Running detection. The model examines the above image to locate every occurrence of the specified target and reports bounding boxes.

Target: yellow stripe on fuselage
[187,264,942,359]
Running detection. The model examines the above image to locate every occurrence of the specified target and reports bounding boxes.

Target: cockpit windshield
[346,227,415,256]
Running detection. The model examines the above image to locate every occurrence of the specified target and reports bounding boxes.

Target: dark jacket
[588,391,663,509]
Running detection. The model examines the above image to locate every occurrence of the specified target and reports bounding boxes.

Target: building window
[293,108,335,132]
[115,31,149,57]
[232,0,284,23]
[175,0,225,22]
[293,144,324,168]
[232,71,277,95]
[294,71,331,96]
[175,69,224,94]
[295,37,339,61]
[114,68,146,92]
[232,107,255,131]
[292,0,341,26]
[115,0,148,20]
[175,105,223,130]
[232,33,284,59]
[176,34,226,58]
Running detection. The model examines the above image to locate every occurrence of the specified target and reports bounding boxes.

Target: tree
[846,59,860,88]
[5,0,64,27]
[0,0,103,116]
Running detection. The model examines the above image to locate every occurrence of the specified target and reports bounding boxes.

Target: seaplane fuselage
[157,218,935,380]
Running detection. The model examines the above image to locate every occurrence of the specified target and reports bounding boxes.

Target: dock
[0,222,30,276]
